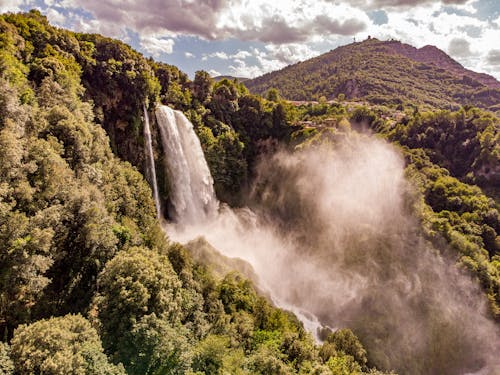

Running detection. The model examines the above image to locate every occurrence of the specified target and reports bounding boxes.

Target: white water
[155,104,325,339]
[143,104,161,218]
[155,105,218,224]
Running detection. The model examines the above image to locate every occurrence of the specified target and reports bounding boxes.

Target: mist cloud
[168,133,500,375]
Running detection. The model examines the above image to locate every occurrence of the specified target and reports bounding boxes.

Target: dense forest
[246,38,500,111]
[0,9,499,375]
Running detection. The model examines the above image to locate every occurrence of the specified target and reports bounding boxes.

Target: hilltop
[213,75,249,82]
[245,38,500,111]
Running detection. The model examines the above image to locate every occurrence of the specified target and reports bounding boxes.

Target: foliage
[387,107,499,193]
[92,246,183,360]
[0,342,13,375]
[0,10,158,337]
[323,329,368,369]
[246,38,500,111]
[10,314,124,375]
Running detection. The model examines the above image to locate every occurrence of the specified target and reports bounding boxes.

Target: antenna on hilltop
[353,36,356,43]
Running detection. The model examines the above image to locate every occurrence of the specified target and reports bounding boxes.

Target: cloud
[313,15,367,35]
[349,0,469,10]
[45,7,66,25]
[486,49,500,66]
[458,24,483,38]
[203,50,251,61]
[226,43,319,78]
[206,51,229,59]
[228,59,265,78]
[65,0,368,44]
[256,16,310,43]
[448,37,472,57]
[265,44,318,64]
[233,50,251,59]
[140,36,174,57]
[70,0,227,39]
[208,69,221,77]
[184,51,195,58]
[0,0,24,13]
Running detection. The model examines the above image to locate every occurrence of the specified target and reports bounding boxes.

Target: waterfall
[156,104,327,341]
[155,105,218,224]
[143,104,161,218]
[153,103,499,372]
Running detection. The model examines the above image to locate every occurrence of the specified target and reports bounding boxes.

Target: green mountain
[245,38,500,111]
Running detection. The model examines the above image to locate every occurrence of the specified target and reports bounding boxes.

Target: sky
[1,0,499,80]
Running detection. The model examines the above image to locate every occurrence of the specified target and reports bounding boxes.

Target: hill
[213,74,249,82]
[245,38,500,111]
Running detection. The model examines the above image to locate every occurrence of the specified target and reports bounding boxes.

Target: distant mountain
[214,75,249,82]
[245,38,500,111]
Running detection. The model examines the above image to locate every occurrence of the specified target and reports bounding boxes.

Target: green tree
[193,70,214,105]
[120,314,191,375]
[93,246,182,359]
[10,314,124,375]
[324,329,367,369]
[266,88,280,102]
[326,354,361,375]
[0,342,13,375]
[191,334,230,374]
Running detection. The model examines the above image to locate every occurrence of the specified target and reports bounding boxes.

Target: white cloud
[229,59,266,78]
[185,52,195,58]
[208,69,221,77]
[45,8,66,25]
[232,50,252,59]
[140,36,174,57]
[226,43,319,78]
[265,43,317,64]
[0,0,25,12]
[210,51,229,59]
[203,50,252,61]
[486,49,500,66]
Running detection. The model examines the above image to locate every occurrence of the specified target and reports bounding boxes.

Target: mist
[166,132,500,375]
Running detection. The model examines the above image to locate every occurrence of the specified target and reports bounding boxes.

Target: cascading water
[152,104,499,374]
[155,105,218,224]
[152,105,322,335]
[154,104,325,338]
[143,104,161,218]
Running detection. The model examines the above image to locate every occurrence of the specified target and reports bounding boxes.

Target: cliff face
[76,33,161,176]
